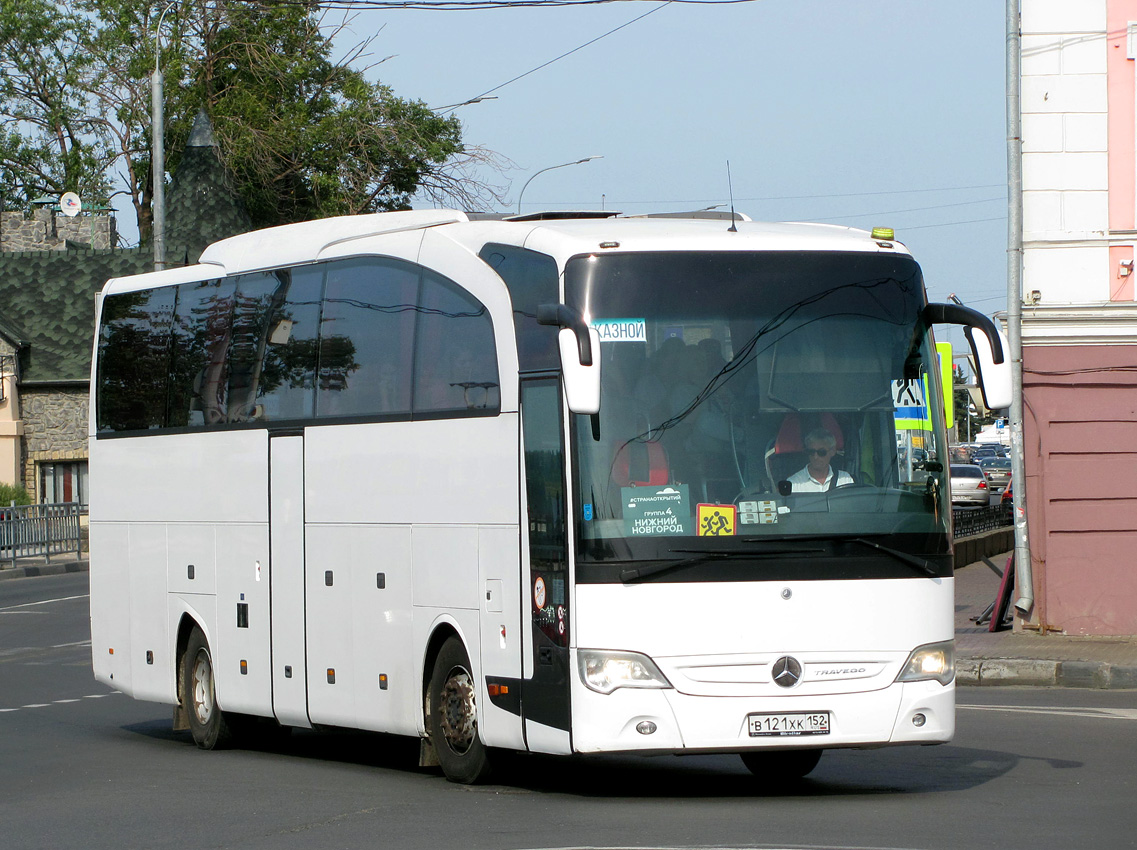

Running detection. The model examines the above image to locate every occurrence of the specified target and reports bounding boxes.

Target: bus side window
[96,287,178,432]
[248,267,322,422]
[317,258,416,419]
[477,243,559,373]
[413,271,499,416]
[168,278,237,427]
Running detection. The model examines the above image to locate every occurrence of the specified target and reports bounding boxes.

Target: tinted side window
[413,271,499,416]
[478,243,559,372]
[251,267,322,421]
[97,287,177,432]
[317,258,417,419]
[168,278,237,427]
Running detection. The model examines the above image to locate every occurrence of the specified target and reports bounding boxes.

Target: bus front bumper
[569,677,955,754]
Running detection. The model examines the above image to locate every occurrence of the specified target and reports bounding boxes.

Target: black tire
[740,748,822,780]
[428,637,492,784]
[182,627,233,750]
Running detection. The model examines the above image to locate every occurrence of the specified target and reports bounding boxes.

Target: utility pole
[151,2,177,272]
[1007,0,1033,616]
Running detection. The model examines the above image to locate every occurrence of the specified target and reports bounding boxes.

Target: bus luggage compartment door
[269,434,311,728]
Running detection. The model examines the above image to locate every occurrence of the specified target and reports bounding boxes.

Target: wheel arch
[173,613,205,731]
[421,622,464,720]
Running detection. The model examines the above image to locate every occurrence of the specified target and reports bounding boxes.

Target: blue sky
[359,0,1009,336]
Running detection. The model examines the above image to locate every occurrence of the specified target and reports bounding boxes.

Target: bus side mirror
[923,302,1012,411]
[538,303,602,414]
[964,323,1012,410]
[558,327,602,414]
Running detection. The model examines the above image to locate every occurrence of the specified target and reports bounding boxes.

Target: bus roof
[100,210,911,296]
[440,215,910,264]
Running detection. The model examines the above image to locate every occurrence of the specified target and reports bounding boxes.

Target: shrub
[0,483,32,505]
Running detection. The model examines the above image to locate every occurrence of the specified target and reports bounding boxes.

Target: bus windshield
[565,250,950,576]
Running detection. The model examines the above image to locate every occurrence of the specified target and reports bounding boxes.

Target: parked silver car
[950,463,990,506]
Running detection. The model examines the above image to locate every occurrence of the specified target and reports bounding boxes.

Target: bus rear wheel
[740,748,822,780]
[182,626,233,750]
[428,637,492,784]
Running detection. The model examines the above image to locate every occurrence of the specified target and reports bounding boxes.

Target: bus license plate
[747,711,830,737]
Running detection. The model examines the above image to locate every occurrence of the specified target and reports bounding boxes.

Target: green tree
[0,0,504,239]
[0,0,111,210]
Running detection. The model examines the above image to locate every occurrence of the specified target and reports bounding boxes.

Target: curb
[958,657,1137,689]
[0,560,89,580]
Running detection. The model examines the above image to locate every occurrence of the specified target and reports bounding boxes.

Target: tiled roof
[0,247,157,383]
[0,112,251,385]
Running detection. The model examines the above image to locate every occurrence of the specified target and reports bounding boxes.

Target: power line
[442,1,673,112]
[269,0,752,10]
[810,196,1004,222]
[511,184,1006,207]
[902,216,1005,231]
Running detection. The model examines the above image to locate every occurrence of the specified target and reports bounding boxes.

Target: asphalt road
[2,573,1135,850]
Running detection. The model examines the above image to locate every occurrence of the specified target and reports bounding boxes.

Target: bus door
[519,377,572,751]
[268,432,311,728]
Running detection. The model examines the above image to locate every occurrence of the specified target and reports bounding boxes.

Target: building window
[39,461,88,508]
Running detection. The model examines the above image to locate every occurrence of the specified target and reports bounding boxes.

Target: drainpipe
[1007,0,1033,616]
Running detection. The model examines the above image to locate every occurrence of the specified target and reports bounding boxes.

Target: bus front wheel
[182,627,233,750]
[428,637,492,784]
[740,748,822,779]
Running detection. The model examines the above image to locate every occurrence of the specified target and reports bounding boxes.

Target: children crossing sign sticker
[893,378,932,432]
[697,503,736,536]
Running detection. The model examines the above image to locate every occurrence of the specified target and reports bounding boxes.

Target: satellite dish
[60,192,82,217]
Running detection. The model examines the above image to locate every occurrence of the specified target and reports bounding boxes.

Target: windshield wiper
[620,544,825,583]
[846,537,938,577]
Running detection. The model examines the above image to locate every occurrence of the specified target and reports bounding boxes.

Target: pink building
[1019,1,1137,635]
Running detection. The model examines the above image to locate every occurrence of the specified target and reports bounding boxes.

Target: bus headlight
[577,650,672,694]
[895,640,955,687]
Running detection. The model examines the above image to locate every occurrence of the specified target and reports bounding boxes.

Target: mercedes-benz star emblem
[772,656,803,688]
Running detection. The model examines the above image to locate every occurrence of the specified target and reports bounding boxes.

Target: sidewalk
[4,552,1136,689]
[955,552,1137,689]
[0,556,89,580]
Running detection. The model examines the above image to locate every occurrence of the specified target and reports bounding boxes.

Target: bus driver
[788,427,854,493]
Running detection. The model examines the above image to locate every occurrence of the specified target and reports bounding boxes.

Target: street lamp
[516,156,602,215]
[151,1,177,272]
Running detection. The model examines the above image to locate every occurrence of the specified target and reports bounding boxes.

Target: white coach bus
[89,210,1010,783]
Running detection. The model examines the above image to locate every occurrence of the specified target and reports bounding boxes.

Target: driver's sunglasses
[806,447,832,456]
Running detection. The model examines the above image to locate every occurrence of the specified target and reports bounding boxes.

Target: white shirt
[788,466,855,493]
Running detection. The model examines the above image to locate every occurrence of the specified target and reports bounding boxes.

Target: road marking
[0,641,91,659]
[960,704,1137,721]
[0,692,121,714]
[0,594,89,612]
[520,846,930,850]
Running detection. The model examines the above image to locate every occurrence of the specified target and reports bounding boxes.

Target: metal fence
[0,503,84,568]
[952,502,1013,538]
[0,498,1010,568]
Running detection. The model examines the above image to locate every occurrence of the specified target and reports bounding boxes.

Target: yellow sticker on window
[697,504,736,536]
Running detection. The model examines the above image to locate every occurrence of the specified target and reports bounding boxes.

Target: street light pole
[151,2,177,272]
[1006,0,1033,616]
[516,156,602,215]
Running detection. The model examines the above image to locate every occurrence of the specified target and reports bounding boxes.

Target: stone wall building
[0,111,251,505]
[0,208,116,252]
